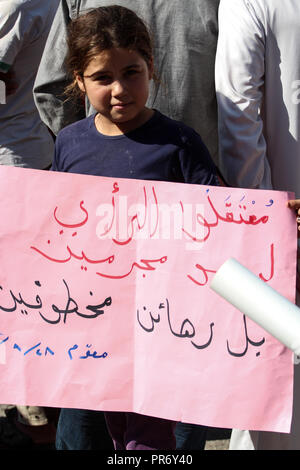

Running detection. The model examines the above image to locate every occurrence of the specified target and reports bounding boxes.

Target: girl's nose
[111,80,127,97]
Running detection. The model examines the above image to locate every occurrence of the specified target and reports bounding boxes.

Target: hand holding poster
[0,166,297,432]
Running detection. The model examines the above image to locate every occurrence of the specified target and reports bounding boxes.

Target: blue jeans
[175,422,207,450]
[56,408,114,450]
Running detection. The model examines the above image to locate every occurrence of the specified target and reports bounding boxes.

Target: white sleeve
[0,1,29,71]
[215,0,272,189]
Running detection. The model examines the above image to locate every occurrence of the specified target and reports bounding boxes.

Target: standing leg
[56,408,113,450]
[105,412,176,450]
[104,411,127,450]
[175,422,207,450]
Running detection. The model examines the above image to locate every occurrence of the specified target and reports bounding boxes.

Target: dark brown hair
[65,5,154,99]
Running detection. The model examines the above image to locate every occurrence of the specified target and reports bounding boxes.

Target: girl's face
[76,47,153,135]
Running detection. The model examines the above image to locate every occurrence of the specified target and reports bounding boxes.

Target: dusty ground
[204,428,231,450]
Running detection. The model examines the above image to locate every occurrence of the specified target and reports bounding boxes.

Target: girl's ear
[75,74,86,93]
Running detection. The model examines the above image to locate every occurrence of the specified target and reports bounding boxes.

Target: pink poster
[0,166,297,432]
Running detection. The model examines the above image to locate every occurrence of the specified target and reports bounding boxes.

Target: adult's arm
[215,0,272,189]
[33,0,85,135]
[0,1,29,93]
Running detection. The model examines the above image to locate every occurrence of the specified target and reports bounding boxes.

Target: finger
[287,199,300,209]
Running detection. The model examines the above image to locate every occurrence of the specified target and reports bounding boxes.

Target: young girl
[52,5,219,451]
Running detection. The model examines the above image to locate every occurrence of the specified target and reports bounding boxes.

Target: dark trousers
[55,408,207,450]
[105,411,176,450]
[56,408,114,450]
[55,408,175,450]
[175,422,207,450]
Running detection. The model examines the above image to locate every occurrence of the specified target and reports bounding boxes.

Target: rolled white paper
[210,258,300,355]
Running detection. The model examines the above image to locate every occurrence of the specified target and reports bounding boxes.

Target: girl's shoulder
[57,114,95,142]
[153,111,205,146]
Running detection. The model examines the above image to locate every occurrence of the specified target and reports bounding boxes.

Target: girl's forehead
[85,47,148,71]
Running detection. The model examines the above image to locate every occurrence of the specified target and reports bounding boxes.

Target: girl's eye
[93,75,111,83]
[125,69,139,77]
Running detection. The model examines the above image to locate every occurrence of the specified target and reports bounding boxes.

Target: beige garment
[16,406,48,426]
[0,404,48,426]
